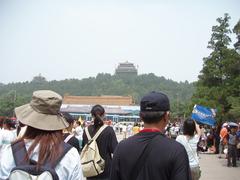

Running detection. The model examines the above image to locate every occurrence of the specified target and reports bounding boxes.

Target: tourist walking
[176,119,201,180]
[82,104,118,180]
[62,112,81,152]
[110,91,191,180]
[0,90,84,180]
[0,119,17,161]
[219,123,228,158]
[227,125,238,167]
[74,120,84,150]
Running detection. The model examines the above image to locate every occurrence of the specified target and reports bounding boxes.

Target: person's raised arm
[195,121,201,137]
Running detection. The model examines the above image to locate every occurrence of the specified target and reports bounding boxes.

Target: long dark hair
[14,126,64,169]
[91,104,105,129]
[183,118,196,137]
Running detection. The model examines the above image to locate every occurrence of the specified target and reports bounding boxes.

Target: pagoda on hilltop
[115,61,138,76]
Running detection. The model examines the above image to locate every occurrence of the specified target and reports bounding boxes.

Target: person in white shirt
[127,123,133,137]
[170,123,178,139]
[122,124,127,139]
[74,120,83,150]
[0,90,84,180]
[0,119,17,159]
[176,119,201,180]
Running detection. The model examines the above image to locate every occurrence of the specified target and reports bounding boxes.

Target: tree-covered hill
[0,73,195,117]
[1,14,239,124]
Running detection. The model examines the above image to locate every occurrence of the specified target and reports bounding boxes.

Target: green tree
[0,91,16,116]
[0,90,29,116]
[233,19,240,53]
[192,14,240,122]
[0,73,195,119]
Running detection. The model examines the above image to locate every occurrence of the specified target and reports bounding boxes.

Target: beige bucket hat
[15,90,69,131]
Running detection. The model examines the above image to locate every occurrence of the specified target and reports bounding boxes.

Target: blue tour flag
[191,104,216,126]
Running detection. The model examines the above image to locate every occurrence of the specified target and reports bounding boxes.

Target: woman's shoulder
[55,145,83,179]
[192,134,200,141]
[176,134,185,141]
[104,125,115,133]
[92,125,114,132]
[64,146,79,158]
[58,145,80,166]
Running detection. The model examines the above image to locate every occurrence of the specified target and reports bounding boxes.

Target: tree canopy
[192,14,240,123]
[0,73,194,118]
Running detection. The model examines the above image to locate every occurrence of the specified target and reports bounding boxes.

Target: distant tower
[115,61,138,76]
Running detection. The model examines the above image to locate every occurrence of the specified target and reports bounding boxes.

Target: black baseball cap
[140,91,170,112]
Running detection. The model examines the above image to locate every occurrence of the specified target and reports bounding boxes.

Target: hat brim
[15,104,69,131]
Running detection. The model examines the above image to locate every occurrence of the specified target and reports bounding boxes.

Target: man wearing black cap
[110,91,191,180]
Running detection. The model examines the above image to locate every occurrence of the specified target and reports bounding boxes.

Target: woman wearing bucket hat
[0,90,84,180]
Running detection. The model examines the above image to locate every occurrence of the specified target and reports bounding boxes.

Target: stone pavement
[199,153,240,180]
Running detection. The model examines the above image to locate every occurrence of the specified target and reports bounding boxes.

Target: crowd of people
[0,90,239,180]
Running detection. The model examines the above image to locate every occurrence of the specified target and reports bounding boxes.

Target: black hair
[16,121,26,136]
[61,112,74,125]
[91,104,104,129]
[183,118,196,136]
[3,119,16,129]
[76,121,81,126]
[140,111,166,124]
[0,118,4,128]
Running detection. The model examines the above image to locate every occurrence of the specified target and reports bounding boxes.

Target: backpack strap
[64,134,74,143]
[85,125,107,141]
[92,125,107,140]
[11,140,29,166]
[85,127,92,141]
[184,135,199,163]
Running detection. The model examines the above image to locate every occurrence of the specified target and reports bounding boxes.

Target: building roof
[63,95,134,106]
[115,61,138,74]
[61,105,130,115]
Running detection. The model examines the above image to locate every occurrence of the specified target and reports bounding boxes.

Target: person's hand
[194,120,199,128]
[194,120,201,136]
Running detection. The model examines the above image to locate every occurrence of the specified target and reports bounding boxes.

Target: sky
[0,0,239,84]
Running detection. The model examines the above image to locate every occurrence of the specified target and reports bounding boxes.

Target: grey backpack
[9,140,72,180]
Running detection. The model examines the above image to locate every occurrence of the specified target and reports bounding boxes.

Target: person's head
[183,119,196,136]
[222,122,228,128]
[91,104,105,129]
[140,91,170,129]
[229,126,237,133]
[76,120,81,126]
[14,90,69,168]
[61,112,75,132]
[3,119,16,130]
